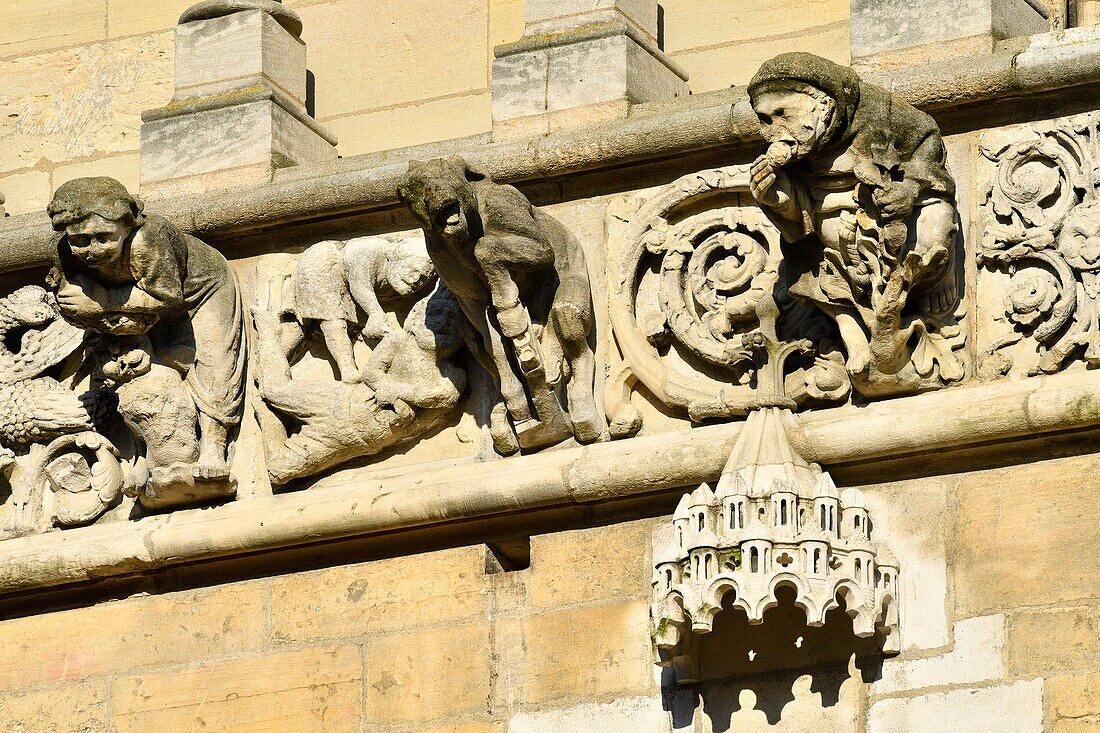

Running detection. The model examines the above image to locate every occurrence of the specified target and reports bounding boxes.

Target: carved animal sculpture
[397,157,602,454]
[0,286,92,464]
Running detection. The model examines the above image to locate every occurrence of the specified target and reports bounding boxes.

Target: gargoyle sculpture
[397,157,602,454]
[747,53,966,396]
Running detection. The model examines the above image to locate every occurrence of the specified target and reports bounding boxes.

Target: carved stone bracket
[607,165,850,436]
[979,111,1100,376]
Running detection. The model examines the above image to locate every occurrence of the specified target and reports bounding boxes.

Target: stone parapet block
[851,0,1050,69]
[492,12,688,131]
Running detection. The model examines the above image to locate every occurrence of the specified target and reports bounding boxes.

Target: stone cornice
[1,26,1099,273]
[1,368,1098,597]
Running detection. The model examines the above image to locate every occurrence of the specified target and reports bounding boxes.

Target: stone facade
[1,1,1100,731]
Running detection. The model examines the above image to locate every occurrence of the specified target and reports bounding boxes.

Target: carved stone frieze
[747,52,968,397]
[398,156,604,455]
[979,112,1100,376]
[252,234,466,485]
[607,165,850,436]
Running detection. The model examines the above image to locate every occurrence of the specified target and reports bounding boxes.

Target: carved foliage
[980,112,1100,375]
[607,166,849,435]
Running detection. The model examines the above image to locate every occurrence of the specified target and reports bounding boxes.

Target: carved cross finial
[741,287,812,410]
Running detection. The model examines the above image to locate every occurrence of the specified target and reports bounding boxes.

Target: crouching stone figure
[397,157,603,454]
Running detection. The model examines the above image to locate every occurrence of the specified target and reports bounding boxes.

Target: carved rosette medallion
[980,112,1100,375]
[607,166,849,436]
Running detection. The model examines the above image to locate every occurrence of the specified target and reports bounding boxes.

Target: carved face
[64,213,131,270]
[752,89,835,159]
[387,252,436,296]
[397,158,482,242]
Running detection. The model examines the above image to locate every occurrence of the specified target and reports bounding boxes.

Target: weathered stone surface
[867,679,1044,733]
[174,9,307,103]
[528,519,655,609]
[500,600,653,705]
[508,697,669,733]
[0,170,50,217]
[298,0,489,120]
[107,0,197,39]
[111,645,361,732]
[54,153,141,194]
[324,93,491,157]
[268,545,489,641]
[0,33,172,172]
[0,582,265,690]
[0,681,111,732]
[955,454,1100,615]
[365,624,491,724]
[0,0,106,58]
[874,615,1005,695]
[1047,672,1100,731]
[1006,606,1100,676]
[851,0,1047,63]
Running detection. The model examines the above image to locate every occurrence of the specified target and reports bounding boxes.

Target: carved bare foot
[195,418,230,480]
[490,402,519,456]
[835,314,872,375]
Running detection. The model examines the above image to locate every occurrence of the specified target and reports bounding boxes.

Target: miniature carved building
[652,405,900,683]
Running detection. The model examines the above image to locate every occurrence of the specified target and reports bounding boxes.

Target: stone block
[111,645,361,733]
[526,0,659,40]
[528,518,655,609]
[500,600,654,705]
[325,92,491,157]
[1006,606,1100,676]
[660,0,849,54]
[868,679,1044,733]
[492,33,687,127]
[268,545,489,642]
[174,10,307,104]
[0,33,173,171]
[140,98,337,192]
[670,20,849,91]
[873,615,1005,695]
[850,0,1048,64]
[507,697,668,732]
[0,582,266,691]
[108,0,196,39]
[0,681,110,732]
[0,0,106,58]
[954,454,1100,615]
[298,0,489,120]
[0,170,51,216]
[364,624,492,725]
[1048,672,1100,729]
[54,153,141,193]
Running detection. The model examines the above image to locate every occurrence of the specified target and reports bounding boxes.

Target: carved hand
[56,280,105,319]
[873,180,919,221]
[749,155,781,206]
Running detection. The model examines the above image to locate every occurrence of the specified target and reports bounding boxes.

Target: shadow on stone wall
[663,586,886,730]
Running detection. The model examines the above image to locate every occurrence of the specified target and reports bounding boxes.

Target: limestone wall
[0,0,851,216]
[0,448,1097,731]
